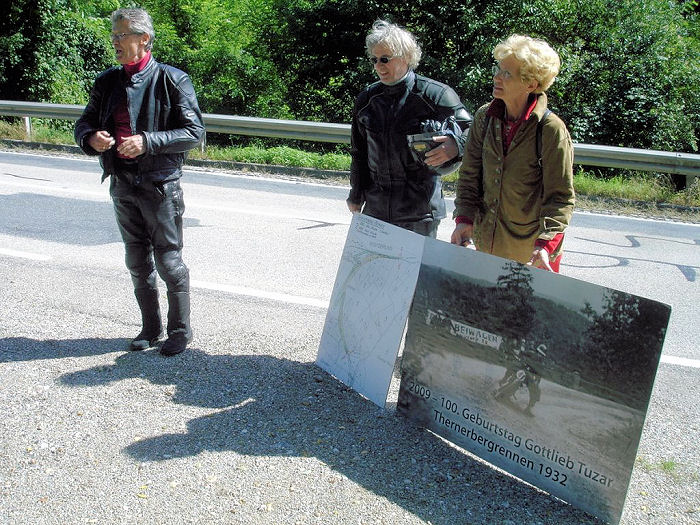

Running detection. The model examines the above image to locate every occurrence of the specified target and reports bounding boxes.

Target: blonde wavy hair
[493,34,560,93]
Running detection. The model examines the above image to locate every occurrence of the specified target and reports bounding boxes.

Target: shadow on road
[0,192,201,246]
[56,348,600,524]
[0,336,128,362]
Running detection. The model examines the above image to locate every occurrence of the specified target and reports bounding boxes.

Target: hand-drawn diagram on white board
[316,214,424,406]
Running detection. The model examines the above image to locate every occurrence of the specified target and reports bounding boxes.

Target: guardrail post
[24,117,32,140]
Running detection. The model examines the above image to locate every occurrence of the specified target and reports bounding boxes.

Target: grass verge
[2,119,698,214]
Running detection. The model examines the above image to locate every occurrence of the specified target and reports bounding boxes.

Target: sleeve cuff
[535,233,564,254]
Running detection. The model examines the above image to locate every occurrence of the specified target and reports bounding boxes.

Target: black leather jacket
[75,56,204,184]
[349,71,472,224]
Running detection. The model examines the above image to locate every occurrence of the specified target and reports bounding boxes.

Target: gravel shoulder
[1,142,698,524]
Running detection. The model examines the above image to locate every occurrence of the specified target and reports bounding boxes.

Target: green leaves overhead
[0,0,698,153]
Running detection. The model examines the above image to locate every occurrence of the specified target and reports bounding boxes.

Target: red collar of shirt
[487,95,538,153]
[123,51,151,77]
[113,51,151,159]
[486,95,537,122]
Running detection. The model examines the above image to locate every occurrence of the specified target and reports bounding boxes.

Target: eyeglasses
[369,55,395,65]
[492,64,514,79]
[111,32,139,43]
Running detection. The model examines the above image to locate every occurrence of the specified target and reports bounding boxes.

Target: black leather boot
[130,288,164,351]
[160,291,192,356]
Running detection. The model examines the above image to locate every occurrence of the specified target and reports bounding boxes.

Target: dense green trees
[1,0,698,153]
[144,0,288,118]
[0,0,113,104]
[261,0,700,152]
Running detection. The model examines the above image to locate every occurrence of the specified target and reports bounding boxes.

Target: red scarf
[486,96,537,154]
[114,51,151,159]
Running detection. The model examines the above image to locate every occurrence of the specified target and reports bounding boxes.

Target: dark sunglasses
[369,55,395,65]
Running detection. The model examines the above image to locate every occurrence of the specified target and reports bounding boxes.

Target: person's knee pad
[155,250,189,289]
[125,245,156,281]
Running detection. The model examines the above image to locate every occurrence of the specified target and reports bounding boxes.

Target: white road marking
[0,248,52,261]
[191,279,329,309]
[2,247,699,368]
[660,355,700,369]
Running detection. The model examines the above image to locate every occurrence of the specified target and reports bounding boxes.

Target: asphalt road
[0,150,698,524]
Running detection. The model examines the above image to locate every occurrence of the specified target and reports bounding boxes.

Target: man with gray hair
[75,8,204,356]
[348,19,472,237]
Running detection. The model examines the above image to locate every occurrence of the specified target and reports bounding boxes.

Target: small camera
[407,132,441,162]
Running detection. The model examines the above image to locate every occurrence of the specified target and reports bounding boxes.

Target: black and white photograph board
[397,237,671,524]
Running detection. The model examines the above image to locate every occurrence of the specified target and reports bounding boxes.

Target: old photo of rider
[397,238,670,524]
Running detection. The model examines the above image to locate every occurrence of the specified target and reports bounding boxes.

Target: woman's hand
[451,223,475,248]
[527,247,553,271]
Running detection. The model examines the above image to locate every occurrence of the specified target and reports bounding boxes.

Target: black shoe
[160,332,192,356]
[129,330,164,351]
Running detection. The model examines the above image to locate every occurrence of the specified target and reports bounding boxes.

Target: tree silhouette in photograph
[581,290,670,408]
[492,261,536,340]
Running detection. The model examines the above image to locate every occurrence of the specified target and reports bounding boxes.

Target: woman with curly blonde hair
[451,35,575,272]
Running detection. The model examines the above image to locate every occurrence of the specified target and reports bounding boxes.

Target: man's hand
[88,130,115,153]
[424,135,458,167]
[347,201,362,213]
[451,222,475,248]
[117,134,146,159]
[527,247,553,271]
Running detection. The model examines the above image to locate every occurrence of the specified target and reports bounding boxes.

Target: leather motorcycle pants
[110,174,190,335]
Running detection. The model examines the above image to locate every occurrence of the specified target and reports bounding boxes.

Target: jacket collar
[122,55,157,85]
[530,92,549,121]
[382,69,415,97]
[487,92,549,122]
[124,51,151,77]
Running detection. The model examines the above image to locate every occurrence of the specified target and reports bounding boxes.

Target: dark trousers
[110,175,190,337]
[393,219,440,238]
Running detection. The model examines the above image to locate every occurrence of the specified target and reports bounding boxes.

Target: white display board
[316,214,424,406]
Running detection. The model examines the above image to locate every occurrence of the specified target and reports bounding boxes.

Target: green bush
[259,0,700,153]
[0,0,113,104]
[2,0,698,158]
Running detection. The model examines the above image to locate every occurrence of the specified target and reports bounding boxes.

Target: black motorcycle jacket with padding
[75,56,205,184]
[349,70,472,224]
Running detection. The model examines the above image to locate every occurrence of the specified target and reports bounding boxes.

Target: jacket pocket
[503,218,539,240]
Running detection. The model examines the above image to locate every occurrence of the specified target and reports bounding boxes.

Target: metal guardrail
[2,100,699,181]
[0,100,350,144]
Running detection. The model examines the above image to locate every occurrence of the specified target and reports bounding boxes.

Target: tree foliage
[580,290,670,407]
[0,0,113,104]
[139,0,289,118]
[259,0,700,151]
[1,0,698,152]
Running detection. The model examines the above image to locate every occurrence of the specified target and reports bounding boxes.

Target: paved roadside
[0,145,698,524]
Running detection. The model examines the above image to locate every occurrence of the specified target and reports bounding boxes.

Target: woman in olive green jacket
[451,34,575,272]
